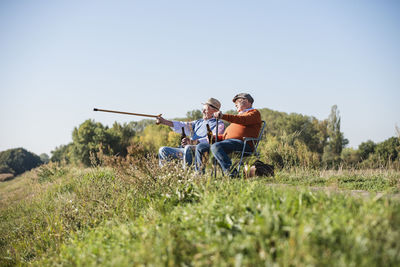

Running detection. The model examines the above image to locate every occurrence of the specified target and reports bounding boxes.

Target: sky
[1,0,399,156]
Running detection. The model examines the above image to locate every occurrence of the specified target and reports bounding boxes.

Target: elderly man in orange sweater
[195,93,262,177]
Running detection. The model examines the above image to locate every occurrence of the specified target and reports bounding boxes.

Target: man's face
[202,104,216,119]
[234,98,251,112]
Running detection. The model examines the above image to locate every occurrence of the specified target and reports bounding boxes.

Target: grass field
[1,161,400,266]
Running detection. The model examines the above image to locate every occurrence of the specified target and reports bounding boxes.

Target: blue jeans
[195,143,211,173]
[158,145,195,168]
[195,139,252,174]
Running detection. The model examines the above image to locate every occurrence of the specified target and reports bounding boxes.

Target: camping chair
[233,120,266,173]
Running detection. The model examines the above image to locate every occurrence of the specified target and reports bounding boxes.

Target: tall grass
[268,168,400,193]
[1,156,400,266]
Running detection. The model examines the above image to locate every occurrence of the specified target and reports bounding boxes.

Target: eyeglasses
[235,98,247,104]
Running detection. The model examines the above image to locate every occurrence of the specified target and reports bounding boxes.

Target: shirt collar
[204,117,216,122]
[239,107,254,114]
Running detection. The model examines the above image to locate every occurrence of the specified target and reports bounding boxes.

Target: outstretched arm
[156,116,173,127]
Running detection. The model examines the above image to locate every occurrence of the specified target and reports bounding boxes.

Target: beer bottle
[181,127,186,142]
[206,124,213,144]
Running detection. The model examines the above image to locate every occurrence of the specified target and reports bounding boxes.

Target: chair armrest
[243,137,260,146]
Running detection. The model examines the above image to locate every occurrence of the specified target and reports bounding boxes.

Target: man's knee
[196,143,209,153]
[183,145,194,154]
[159,146,167,158]
[183,145,195,165]
[210,142,222,154]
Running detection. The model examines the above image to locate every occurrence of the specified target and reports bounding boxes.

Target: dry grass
[0,173,14,182]
[0,171,37,210]
[319,167,400,178]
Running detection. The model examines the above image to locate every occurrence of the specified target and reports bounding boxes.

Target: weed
[1,158,400,266]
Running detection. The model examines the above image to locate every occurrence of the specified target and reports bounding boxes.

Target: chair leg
[236,154,245,173]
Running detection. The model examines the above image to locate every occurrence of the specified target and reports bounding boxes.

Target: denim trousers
[158,145,195,168]
[195,139,252,174]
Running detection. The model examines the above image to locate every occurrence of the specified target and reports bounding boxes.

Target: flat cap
[232,93,254,104]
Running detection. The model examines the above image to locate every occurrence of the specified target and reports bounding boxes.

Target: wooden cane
[93,108,161,118]
[214,118,219,178]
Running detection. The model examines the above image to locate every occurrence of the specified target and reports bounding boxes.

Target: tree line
[0,148,46,177]
[1,105,398,177]
[49,105,399,169]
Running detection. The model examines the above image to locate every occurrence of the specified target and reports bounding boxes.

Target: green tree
[134,124,178,153]
[341,148,361,166]
[224,109,238,115]
[374,137,399,162]
[258,108,328,155]
[361,137,400,167]
[51,143,73,163]
[186,109,202,121]
[0,148,43,175]
[0,164,14,175]
[128,120,154,133]
[322,105,348,167]
[284,113,327,154]
[39,153,50,164]
[106,122,136,157]
[71,120,114,166]
[52,120,138,166]
[358,140,376,161]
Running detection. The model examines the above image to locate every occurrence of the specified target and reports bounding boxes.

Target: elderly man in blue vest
[156,98,225,168]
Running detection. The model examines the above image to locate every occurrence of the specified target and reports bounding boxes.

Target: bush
[134,124,180,153]
[51,144,72,163]
[37,162,67,183]
[358,137,400,169]
[259,133,320,169]
[358,140,376,161]
[341,148,361,167]
[374,137,399,162]
[70,120,138,166]
[0,148,43,175]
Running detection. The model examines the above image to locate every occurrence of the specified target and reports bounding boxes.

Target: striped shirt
[172,118,225,144]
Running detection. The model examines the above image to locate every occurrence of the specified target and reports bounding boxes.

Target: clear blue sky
[1,0,399,156]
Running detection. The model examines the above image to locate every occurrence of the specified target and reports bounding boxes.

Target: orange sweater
[217,109,262,142]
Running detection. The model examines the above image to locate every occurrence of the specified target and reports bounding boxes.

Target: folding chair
[233,120,266,173]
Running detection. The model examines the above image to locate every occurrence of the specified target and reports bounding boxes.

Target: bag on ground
[244,160,274,178]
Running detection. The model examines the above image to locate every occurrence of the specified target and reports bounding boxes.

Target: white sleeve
[171,121,192,136]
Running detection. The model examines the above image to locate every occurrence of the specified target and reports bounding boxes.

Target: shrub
[0,148,43,175]
[341,148,361,167]
[259,133,320,169]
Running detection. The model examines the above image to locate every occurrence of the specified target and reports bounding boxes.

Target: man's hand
[213,111,223,119]
[156,116,173,127]
[181,137,190,147]
[156,116,164,125]
[181,137,198,147]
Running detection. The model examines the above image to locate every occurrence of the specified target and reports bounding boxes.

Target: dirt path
[265,183,400,200]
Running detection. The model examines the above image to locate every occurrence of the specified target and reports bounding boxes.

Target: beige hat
[202,98,221,110]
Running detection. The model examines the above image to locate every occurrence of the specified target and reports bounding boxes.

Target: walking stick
[93,108,161,118]
[214,119,219,178]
